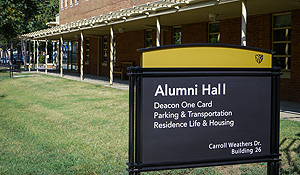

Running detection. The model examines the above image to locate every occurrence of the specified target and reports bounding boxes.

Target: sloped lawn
[0,73,299,174]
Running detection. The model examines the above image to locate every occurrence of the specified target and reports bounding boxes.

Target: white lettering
[154,85,165,96]
[181,101,195,109]
[154,102,180,109]
[202,84,211,95]
[154,84,198,97]
[153,121,188,129]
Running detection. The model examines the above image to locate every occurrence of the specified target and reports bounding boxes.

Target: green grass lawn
[0,73,299,174]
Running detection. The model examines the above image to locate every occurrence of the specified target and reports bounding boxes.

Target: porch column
[58,40,60,71]
[33,40,36,70]
[29,40,31,72]
[52,41,55,64]
[156,17,161,46]
[241,0,247,46]
[60,35,63,77]
[45,40,48,74]
[56,42,59,67]
[67,41,69,72]
[80,31,84,80]
[110,25,114,86]
[70,42,73,71]
[37,41,39,73]
[24,40,27,70]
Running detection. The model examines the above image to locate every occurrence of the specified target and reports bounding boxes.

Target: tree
[0,0,38,38]
[30,0,59,31]
[0,0,38,63]
[0,0,59,65]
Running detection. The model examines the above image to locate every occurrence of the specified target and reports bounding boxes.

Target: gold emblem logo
[255,54,263,64]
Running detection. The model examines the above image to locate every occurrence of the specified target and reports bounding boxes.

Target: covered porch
[21,0,300,85]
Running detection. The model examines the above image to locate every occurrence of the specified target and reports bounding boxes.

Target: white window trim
[272,12,292,78]
[145,29,153,48]
[85,38,90,65]
[172,26,182,45]
[208,21,220,43]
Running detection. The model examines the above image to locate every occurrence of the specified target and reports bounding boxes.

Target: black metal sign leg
[267,161,279,175]
[128,68,135,175]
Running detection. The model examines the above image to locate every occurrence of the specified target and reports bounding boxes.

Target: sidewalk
[280,101,300,122]
[39,69,129,91]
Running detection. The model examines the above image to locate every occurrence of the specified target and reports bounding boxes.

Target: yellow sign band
[141,45,272,68]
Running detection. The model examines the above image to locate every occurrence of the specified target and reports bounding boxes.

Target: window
[72,41,78,71]
[75,0,78,5]
[172,26,182,45]
[85,38,89,65]
[70,0,74,7]
[102,35,116,64]
[103,36,108,62]
[208,22,220,43]
[62,42,68,64]
[145,30,153,48]
[272,13,291,70]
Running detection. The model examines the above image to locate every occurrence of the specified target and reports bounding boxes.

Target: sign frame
[127,68,281,174]
[127,44,280,175]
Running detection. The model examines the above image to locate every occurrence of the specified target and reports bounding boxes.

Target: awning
[21,0,237,40]
[21,0,300,40]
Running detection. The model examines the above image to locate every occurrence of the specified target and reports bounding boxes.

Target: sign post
[127,44,280,174]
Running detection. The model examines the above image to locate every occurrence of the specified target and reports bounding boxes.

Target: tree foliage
[30,0,59,31]
[0,0,59,46]
[0,0,38,42]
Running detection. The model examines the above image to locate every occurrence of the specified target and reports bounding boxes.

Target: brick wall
[60,0,157,25]
[116,30,144,66]
[163,27,172,46]
[220,17,241,45]
[246,14,271,50]
[182,22,208,44]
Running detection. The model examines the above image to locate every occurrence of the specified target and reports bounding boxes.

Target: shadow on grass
[0,94,7,99]
[279,134,300,174]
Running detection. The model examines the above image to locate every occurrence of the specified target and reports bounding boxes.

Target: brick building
[22,0,300,102]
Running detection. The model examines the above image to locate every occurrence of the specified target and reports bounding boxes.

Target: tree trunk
[2,45,7,64]
[28,40,31,71]
[17,44,20,60]
[21,39,27,70]
[10,39,13,65]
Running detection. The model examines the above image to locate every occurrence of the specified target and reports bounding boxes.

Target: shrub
[39,55,45,64]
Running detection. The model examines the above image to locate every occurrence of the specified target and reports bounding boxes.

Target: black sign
[141,76,271,164]
[127,68,281,174]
